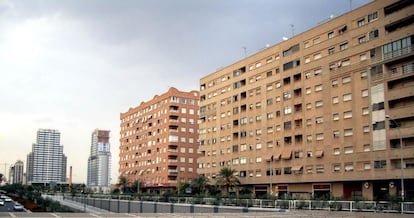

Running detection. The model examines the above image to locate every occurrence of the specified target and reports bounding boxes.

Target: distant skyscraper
[9,160,24,184]
[87,129,111,193]
[26,129,67,184]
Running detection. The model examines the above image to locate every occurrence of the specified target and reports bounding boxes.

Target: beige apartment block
[119,87,200,194]
[198,0,413,200]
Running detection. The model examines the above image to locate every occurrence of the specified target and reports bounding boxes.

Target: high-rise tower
[26,129,67,184]
[87,129,111,193]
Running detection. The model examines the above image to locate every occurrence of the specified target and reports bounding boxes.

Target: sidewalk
[43,194,112,214]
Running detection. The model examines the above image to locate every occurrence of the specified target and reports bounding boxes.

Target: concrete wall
[70,196,256,213]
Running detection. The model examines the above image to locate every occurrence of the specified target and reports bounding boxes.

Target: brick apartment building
[198,0,413,200]
[119,87,199,194]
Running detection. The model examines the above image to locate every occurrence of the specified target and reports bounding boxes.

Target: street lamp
[385,115,404,204]
[256,138,273,195]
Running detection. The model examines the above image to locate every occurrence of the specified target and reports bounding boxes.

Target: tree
[0,173,4,184]
[191,175,209,195]
[118,176,128,193]
[132,179,142,194]
[216,167,240,194]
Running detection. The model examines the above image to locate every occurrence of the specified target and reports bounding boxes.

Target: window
[368,11,378,22]
[314,53,322,60]
[358,35,366,44]
[374,160,386,169]
[333,164,341,172]
[343,93,352,101]
[363,144,371,152]
[369,29,379,40]
[344,163,354,172]
[306,103,312,110]
[332,96,339,104]
[340,42,349,51]
[357,18,365,27]
[304,41,310,48]
[315,84,323,92]
[344,146,353,154]
[344,128,353,136]
[333,113,339,121]
[362,107,369,115]
[344,111,352,119]
[284,106,292,115]
[284,121,292,130]
[315,100,323,107]
[360,53,367,61]
[342,76,351,84]
[305,56,311,63]
[306,87,311,94]
[333,148,340,155]
[314,68,322,76]
[328,47,335,55]
[333,130,340,138]
[331,79,338,87]
[362,89,369,97]
[283,92,291,100]
[328,31,334,38]
[361,71,368,79]
[313,37,321,45]
[316,133,324,141]
[363,126,370,133]
[315,116,324,124]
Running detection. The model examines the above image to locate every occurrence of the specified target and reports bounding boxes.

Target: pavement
[0,195,413,217]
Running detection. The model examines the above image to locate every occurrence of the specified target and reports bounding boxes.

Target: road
[0,198,25,213]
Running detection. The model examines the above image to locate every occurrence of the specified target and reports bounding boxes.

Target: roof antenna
[242,46,247,57]
[290,24,295,37]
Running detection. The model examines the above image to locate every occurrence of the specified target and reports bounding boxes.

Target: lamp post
[256,138,273,195]
[385,115,404,210]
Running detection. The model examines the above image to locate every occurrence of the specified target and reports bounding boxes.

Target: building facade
[87,129,112,193]
[198,0,413,200]
[119,87,200,194]
[26,129,67,185]
[8,160,24,184]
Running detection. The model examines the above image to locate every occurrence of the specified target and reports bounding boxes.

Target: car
[0,195,6,199]
[4,198,12,202]
[13,203,24,211]
[0,200,4,206]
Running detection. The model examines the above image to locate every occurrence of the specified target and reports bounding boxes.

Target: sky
[0,0,372,184]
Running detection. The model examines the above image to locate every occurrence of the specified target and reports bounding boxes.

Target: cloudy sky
[0,0,371,184]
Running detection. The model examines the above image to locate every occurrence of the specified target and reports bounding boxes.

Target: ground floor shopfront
[250,179,413,201]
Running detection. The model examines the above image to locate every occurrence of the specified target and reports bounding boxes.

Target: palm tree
[216,167,240,194]
[191,175,209,195]
[132,179,142,194]
[118,176,128,193]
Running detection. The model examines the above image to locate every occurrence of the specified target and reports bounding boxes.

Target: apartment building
[27,129,67,185]
[119,87,199,194]
[87,129,111,193]
[8,160,24,184]
[198,0,413,200]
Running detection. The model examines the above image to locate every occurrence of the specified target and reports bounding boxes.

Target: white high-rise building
[87,129,111,193]
[26,129,67,184]
[9,160,24,184]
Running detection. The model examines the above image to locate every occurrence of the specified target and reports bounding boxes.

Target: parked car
[13,203,24,211]
[0,200,4,206]
[4,198,12,202]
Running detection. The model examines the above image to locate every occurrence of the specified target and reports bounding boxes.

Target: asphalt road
[0,199,25,213]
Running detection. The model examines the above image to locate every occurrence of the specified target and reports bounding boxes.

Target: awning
[274,153,281,160]
[314,150,324,158]
[292,165,303,171]
[282,151,292,160]
[266,155,274,162]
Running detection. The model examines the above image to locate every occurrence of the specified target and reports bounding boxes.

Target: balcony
[168,170,178,176]
[371,45,414,65]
